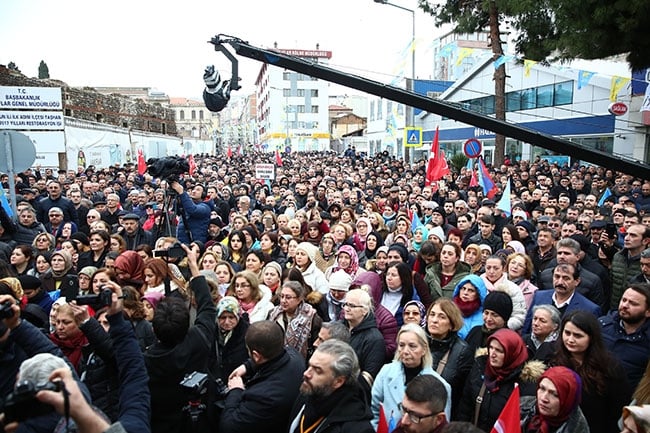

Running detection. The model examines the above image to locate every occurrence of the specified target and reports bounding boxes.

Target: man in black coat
[37,180,78,225]
[288,339,373,433]
[220,320,304,433]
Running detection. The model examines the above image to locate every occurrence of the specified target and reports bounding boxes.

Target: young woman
[10,245,33,276]
[244,250,268,279]
[380,261,419,326]
[424,242,471,300]
[199,250,220,272]
[551,311,632,433]
[452,274,488,339]
[227,230,248,268]
[214,260,235,299]
[480,255,527,331]
[261,261,283,304]
[109,234,127,255]
[506,252,539,309]
[314,233,337,273]
[77,230,111,269]
[143,258,186,297]
[226,270,273,323]
[258,231,286,267]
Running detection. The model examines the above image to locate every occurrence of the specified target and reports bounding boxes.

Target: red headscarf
[114,251,146,290]
[484,328,528,391]
[527,366,582,433]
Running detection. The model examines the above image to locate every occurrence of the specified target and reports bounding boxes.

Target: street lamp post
[374,0,416,166]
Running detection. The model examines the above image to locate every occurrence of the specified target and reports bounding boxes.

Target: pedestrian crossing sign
[405,127,422,148]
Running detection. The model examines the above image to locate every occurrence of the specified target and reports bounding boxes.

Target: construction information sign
[0,86,62,109]
[0,111,64,130]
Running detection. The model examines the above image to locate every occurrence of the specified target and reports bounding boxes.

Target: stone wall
[0,65,177,135]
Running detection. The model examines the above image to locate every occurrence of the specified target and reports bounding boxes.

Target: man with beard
[599,284,650,390]
[392,374,448,433]
[288,339,373,433]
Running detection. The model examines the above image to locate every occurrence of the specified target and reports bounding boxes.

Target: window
[536,84,553,108]
[96,114,103,122]
[199,111,204,120]
[311,89,319,97]
[506,91,521,112]
[180,111,185,121]
[370,101,375,121]
[554,82,573,105]
[521,88,536,110]
[377,99,383,120]
[191,110,196,120]
[311,106,319,113]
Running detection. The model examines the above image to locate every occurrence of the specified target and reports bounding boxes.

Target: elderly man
[289,339,373,433]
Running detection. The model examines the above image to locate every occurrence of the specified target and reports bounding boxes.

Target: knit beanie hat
[428,226,446,243]
[141,291,164,310]
[296,242,318,262]
[263,261,283,278]
[515,220,535,234]
[217,295,241,318]
[329,269,353,292]
[483,291,513,323]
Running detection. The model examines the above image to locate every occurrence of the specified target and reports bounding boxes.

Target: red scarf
[453,295,481,317]
[484,329,528,392]
[526,367,582,433]
[49,331,88,373]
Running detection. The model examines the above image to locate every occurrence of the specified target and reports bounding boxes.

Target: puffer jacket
[610,249,642,310]
[457,352,546,431]
[480,274,527,331]
[344,312,386,381]
[452,274,488,339]
[425,261,472,301]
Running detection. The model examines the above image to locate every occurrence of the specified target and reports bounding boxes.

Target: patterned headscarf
[333,245,360,276]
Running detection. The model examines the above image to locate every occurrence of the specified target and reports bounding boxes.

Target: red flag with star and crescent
[188,154,196,176]
[137,149,147,175]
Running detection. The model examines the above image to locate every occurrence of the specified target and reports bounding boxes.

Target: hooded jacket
[452,274,488,339]
[425,261,472,301]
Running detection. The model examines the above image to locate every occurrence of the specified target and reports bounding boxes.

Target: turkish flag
[188,154,196,176]
[227,145,233,158]
[377,403,389,433]
[275,149,283,167]
[425,127,450,185]
[490,383,520,433]
[137,149,146,175]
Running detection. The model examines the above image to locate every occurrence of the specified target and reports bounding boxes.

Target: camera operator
[1,276,151,433]
[169,181,212,245]
[144,244,216,433]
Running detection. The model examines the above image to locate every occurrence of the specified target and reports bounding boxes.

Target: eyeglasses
[548,223,561,228]
[397,403,438,424]
[279,294,297,300]
[343,302,364,309]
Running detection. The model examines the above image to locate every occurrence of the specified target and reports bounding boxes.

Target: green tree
[7,61,21,73]
[38,60,50,79]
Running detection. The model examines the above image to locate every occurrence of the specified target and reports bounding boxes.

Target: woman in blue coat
[452,274,488,339]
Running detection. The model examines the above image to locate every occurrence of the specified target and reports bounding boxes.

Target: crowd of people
[0,148,649,433]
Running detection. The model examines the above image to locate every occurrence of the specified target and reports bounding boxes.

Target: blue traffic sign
[405,127,423,148]
[463,138,482,158]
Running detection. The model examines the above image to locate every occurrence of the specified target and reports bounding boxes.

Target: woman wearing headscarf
[209,296,250,382]
[361,231,384,264]
[267,281,322,359]
[39,249,78,299]
[458,328,545,432]
[409,225,429,254]
[314,233,337,273]
[113,250,146,295]
[452,274,488,339]
[403,299,426,327]
[325,245,365,281]
[520,366,589,433]
[351,217,372,253]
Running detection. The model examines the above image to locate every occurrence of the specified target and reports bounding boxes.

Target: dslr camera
[180,371,209,399]
[75,288,113,309]
[153,242,186,259]
[1,380,62,423]
[0,299,16,319]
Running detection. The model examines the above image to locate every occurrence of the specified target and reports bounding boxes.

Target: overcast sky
[1,0,441,98]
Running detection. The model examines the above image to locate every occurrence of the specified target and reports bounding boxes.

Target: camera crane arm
[208,35,650,178]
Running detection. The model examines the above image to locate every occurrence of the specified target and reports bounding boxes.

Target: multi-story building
[256,45,331,153]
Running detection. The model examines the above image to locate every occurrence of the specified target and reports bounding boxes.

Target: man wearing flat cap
[119,213,153,250]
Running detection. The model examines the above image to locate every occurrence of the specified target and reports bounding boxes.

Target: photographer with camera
[1,270,151,433]
[169,181,212,245]
[144,244,216,433]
